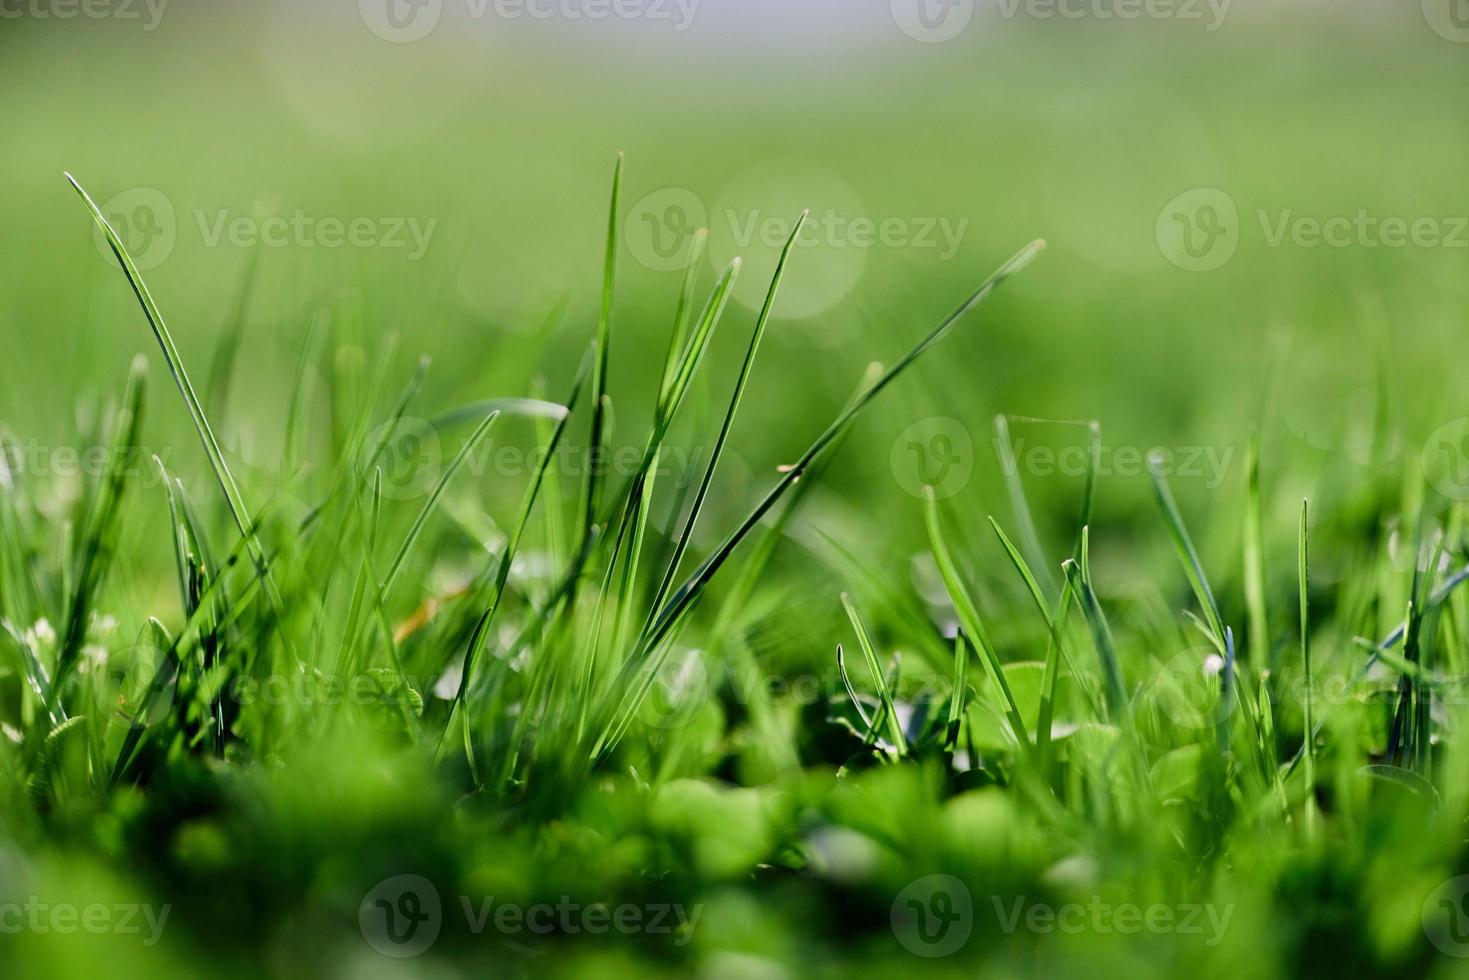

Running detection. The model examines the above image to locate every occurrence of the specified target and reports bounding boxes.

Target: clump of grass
[6,163,1469,979]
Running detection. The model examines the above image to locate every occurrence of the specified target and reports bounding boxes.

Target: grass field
[5,3,1469,978]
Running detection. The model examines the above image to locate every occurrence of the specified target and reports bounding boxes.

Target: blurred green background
[4,1,1469,976]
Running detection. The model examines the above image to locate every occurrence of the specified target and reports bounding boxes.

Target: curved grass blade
[68,174,280,612]
[841,593,906,756]
[1062,544,1127,718]
[926,494,1033,758]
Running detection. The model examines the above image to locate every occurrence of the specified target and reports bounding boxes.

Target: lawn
[3,4,1469,978]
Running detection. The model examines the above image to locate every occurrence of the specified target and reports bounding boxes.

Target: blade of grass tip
[593,240,1046,761]
[379,409,500,597]
[1062,549,1128,719]
[1299,498,1317,836]
[925,493,1033,758]
[54,355,146,695]
[994,415,1055,597]
[643,211,808,636]
[643,240,1046,652]
[1271,558,1469,793]
[558,258,745,665]
[659,227,710,403]
[580,153,624,546]
[1149,451,1225,647]
[841,593,907,756]
[989,516,1082,765]
[836,644,877,742]
[582,258,742,691]
[1074,420,1101,546]
[1243,430,1269,672]
[703,363,882,664]
[67,174,283,613]
[947,631,969,750]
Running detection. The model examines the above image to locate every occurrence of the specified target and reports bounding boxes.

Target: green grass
[8,128,1469,979]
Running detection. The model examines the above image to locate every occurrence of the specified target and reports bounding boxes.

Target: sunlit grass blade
[66,173,281,612]
[1149,452,1225,646]
[54,355,146,695]
[643,211,807,635]
[441,354,592,771]
[1298,498,1317,836]
[379,409,501,597]
[590,240,1045,763]
[926,494,1033,758]
[645,242,1044,649]
[841,593,906,756]
[1243,431,1270,671]
[836,644,877,743]
[580,152,623,544]
[946,631,969,750]
[994,414,1054,597]
[1062,533,1127,718]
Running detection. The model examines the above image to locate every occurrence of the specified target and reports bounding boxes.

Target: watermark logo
[89,189,437,269]
[1424,418,1469,501]
[891,417,974,500]
[891,0,975,43]
[1156,188,1238,272]
[1151,646,1229,731]
[359,0,443,43]
[641,648,710,731]
[1160,188,1469,272]
[891,874,973,957]
[1423,875,1469,956]
[1423,0,1469,43]
[93,187,177,272]
[362,417,440,502]
[363,417,443,502]
[360,875,443,958]
[625,187,708,272]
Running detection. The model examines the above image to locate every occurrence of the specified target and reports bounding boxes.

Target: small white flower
[80,645,109,674]
[1203,654,1226,677]
[30,619,55,649]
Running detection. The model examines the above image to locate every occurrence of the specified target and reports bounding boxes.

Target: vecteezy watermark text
[623,189,969,272]
[91,187,437,271]
[0,897,171,946]
[359,875,701,958]
[992,895,1234,945]
[0,0,168,30]
[890,0,1230,44]
[1158,188,1469,272]
[890,875,1233,957]
[0,440,174,489]
[359,0,702,44]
